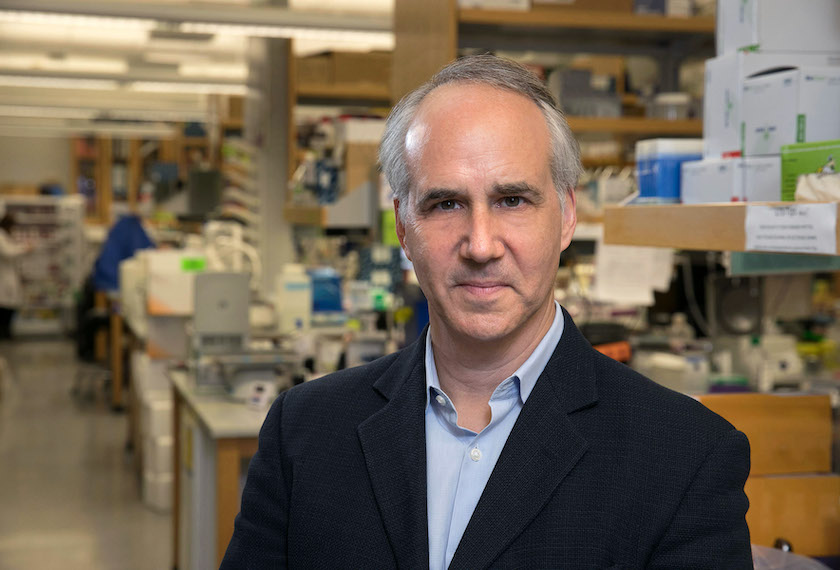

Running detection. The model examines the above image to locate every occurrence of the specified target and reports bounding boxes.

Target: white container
[742,67,840,156]
[143,436,174,474]
[142,471,173,512]
[703,51,840,158]
[651,92,691,120]
[142,393,173,439]
[681,158,742,204]
[717,0,840,55]
[635,138,704,202]
[276,264,312,334]
[740,155,782,201]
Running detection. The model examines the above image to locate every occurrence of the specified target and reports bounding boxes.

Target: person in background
[222,55,752,568]
[0,209,32,340]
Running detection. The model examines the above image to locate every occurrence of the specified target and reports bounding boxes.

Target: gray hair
[379,54,581,221]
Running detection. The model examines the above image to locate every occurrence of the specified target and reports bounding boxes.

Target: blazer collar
[357,328,430,570]
[358,310,600,570]
[449,308,599,570]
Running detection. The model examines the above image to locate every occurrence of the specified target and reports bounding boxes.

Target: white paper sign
[745,203,838,255]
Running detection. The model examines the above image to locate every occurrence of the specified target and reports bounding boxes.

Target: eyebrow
[492,182,546,204]
[415,187,464,210]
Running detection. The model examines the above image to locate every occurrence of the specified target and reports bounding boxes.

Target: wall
[0,135,72,192]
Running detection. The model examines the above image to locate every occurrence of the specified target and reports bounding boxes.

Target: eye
[502,196,522,207]
[438,200,457,210]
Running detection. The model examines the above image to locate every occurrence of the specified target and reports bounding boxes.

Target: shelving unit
[393,0,714,132]
[603,202,840,254]
[4,195,85,335]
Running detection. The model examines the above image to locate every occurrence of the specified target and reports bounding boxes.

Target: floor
[0,339,170,570]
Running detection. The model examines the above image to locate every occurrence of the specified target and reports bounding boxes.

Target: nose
[459,207,504,263]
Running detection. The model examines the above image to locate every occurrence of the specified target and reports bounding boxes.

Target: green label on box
[181,257,207,272]
[796,114,806,143]
[780,139,840,201]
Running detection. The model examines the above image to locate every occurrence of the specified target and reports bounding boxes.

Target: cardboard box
[332,51,391,86]
[296,51,391,87]
[145,249,205,316]
[703,52,840,158]
[741,155,781,201]
[745,474,840,557]
[696,393,833,475]
[717,0,840,55]
[781,139,840,201]
[742,67,840,157]
[681,158,741,204]
[296,54,332,85]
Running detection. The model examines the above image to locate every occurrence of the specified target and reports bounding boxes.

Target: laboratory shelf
[603,202,840,254]
[567,117,702,136]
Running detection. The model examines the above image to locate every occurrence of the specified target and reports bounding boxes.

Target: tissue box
[741,67,840,157]
[717,0,840,55]
[741,155,781,201]
[703,52,840,158]
[681,158,741,204]
[781,139,840,201]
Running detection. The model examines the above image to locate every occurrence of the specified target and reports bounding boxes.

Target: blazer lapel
[449,309,599,570]
[357,336,430,570]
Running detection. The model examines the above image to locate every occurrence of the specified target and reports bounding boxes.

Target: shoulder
[588,350,739,450]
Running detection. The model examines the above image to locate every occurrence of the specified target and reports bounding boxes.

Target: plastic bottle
[276,264,312,335]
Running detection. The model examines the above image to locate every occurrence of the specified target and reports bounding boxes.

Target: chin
[449,312,519,344]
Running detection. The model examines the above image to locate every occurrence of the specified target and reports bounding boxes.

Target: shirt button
[435,394,446,406]
[469,447,482,462]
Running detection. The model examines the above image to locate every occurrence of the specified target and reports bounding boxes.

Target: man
[222,55,752,569]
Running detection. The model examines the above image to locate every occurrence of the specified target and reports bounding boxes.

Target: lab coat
[0,229,25,309]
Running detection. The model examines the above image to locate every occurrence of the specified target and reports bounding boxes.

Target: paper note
[745,203,838,255]
[592,239,674,307]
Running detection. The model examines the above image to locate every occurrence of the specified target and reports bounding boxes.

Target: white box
[742,67,840,156]
[741,155,782,201]
[717,0,840,55]
[681,158,742,204]
[146,316,189,360]
[142,436,174,474]
[142,392,173,439]
[142,471,173,512]
[145,249,205,316]
[703,52,840,158]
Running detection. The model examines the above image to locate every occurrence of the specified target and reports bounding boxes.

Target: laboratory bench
[169,369,267,570]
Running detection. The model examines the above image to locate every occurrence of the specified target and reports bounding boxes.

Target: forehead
[405,83,552,187]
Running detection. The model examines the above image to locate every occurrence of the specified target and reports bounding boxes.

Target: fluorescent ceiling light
[131,81,248,95]
[0,105,98,120]
[179,21,393,48]
[0,53,128,74]
[0,10,155,30]
[178,62,248,80]
[0,75,119,90]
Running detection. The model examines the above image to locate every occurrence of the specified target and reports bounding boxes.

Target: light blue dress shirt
[424,301,565,570]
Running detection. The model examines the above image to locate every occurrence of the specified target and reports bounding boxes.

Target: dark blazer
[222,308,752,569]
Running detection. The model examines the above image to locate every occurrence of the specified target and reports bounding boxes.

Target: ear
[394,199,412,261]
[559,189,577,252]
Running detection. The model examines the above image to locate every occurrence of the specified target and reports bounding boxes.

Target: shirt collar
[424,301,565,407]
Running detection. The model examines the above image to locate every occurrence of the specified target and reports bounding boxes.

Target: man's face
[395,83,576,346]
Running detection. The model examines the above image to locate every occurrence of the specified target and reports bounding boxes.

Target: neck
[430,301,556,428]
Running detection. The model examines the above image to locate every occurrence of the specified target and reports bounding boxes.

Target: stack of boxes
[132,249,205,512]
[697,394,840,557]
[682,0,840,204]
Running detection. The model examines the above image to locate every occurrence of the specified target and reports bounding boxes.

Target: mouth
[456,282,509,297]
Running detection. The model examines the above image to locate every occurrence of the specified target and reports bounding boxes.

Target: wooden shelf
[603,202,840,254]
[297,82,391,105]
[567,116,702,135]
[459,8,715,34]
